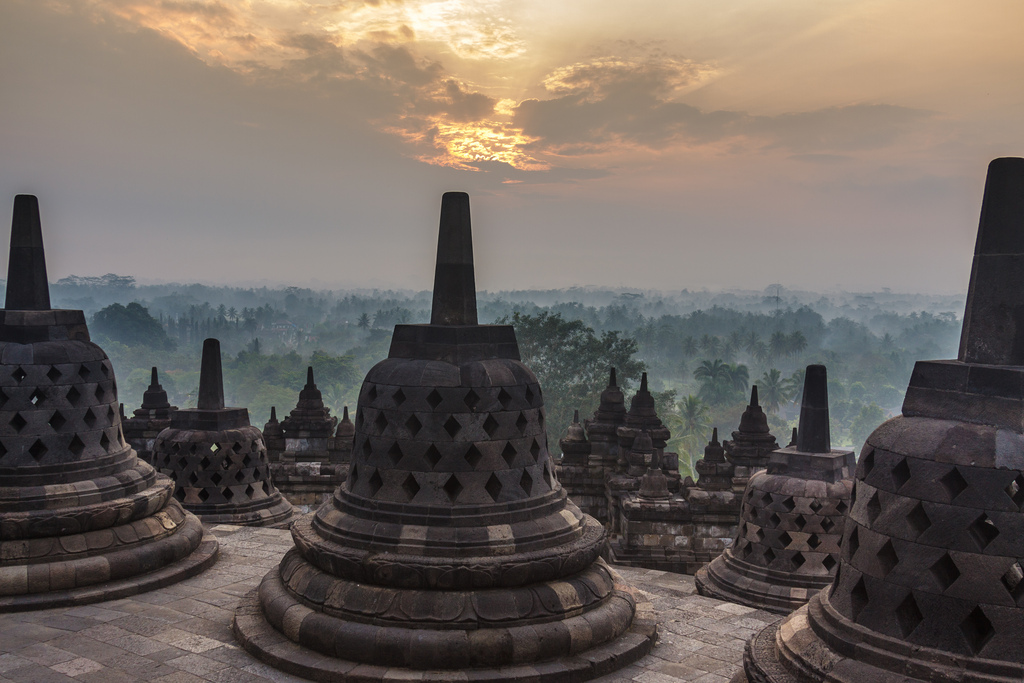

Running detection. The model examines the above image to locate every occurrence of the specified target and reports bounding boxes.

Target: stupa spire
[197,338,225,410]
[305,366,315,388]
[959,157,1024,365]
[150,367,159,387]
[429,192,477,325]
[6,194,51,310]
[609,367,617,387]
[749,385,759,407]
[795,364,829,453]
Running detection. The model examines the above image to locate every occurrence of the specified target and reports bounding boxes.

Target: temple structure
[151,338,295,528]
[742,158,1024,682]
[0,195,216,611]
[557,383,778,575]
[555,369,624,523]
[695,365,855,614]
[122,367,177,465]
[263,370,350,510]
[233,192,656,681]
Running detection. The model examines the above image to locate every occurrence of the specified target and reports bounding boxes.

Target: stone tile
[49,657,104,677]
[164,653,230,677]
[152,630,223,654]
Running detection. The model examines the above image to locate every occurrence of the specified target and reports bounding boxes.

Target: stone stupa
[695,364,855,614]
[152,338,295,528]
[122,367,177,465]
[741,158,1024,682]
[0,195,216,611]
[233,192,657,681]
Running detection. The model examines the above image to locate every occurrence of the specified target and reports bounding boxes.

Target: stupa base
[694,553,829,616]
[742,590,1024,683]
[0,525,218,612]
[233,566,658,683]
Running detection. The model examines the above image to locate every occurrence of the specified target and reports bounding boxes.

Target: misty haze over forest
[7,273,965,479]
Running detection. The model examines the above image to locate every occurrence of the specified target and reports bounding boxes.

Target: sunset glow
[3,0,1023,290]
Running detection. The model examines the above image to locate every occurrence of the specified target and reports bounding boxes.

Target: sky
[2,0,1023,294]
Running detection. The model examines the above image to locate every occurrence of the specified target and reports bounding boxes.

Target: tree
[757,369,791,414]
[784,367,806,406]
[681,336,698,358]
[91,303,176,350]
[699,334,721,357]
[504,312,644,440]
[694,359,749,405]
[357,313,371,330]
[849,403,886,453]
[787,330,808,356]
[665,394,711,480]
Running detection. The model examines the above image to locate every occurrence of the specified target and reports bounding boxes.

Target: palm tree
[665,395,710,480]
[681,336,698,358]
[744,330,762,355]
[769,331,788,360]
[758,369,791,414]
[787,330,808,357]
[721,340,738,362]
[357,313,371,329]
[784,367,806,406]
[728,330,744,350]
[694,360,748,405]
[700,334,721,357]
[752,340,769,364]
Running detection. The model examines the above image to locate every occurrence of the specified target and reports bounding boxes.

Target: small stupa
[233,192,656,681]
[742,158,1024,682]
[723,386,779,474]
[695,365,855,614]
[556,369,625,524]
[122,367,177,465]
[0,195,216,611]
[152,339,294,528]
[276,367,338,463]
[695,428,733,491]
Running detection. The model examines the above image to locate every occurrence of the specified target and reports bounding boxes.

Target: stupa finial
[430,192,477,326]
[750,385,759,407]
[711,427,719,444]
[197,338,225,410]
[609,367,617,387]
[6,195,51,311]
[270,406,278,421]
[639,372,648,393]
[959,157,1024,365]
[306,366,315,388]
[150,367,160,388]
[796,364,830,453]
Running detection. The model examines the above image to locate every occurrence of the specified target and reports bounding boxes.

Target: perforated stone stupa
[0,195,216,611]
[741,158,1024,683]
[152,338,294,528]
[122,367,177,465]
[696,365,855,614]
[233,192,656,682]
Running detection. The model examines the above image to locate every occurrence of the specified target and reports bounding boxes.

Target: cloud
[513,56,930,157]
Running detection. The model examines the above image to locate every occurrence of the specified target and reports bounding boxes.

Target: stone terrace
[0,525,777,683]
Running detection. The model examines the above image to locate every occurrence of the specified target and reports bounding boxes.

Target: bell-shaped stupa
[152,339,294,528]
[695,364,855,614]
[233,192,656,681]
[0,196,216,611]
[742,158,1024,682]
[122,367,177,465]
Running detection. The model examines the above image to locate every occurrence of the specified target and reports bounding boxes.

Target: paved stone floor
[0,525,779,682]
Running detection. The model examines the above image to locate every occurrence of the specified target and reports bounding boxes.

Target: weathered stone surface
[152,339,294,529]
[0,195,216,611]
[744,158,1024,682]
[234,192,655,680]
[696,365,854,614]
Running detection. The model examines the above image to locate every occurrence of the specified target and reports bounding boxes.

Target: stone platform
[0,525,777,683]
